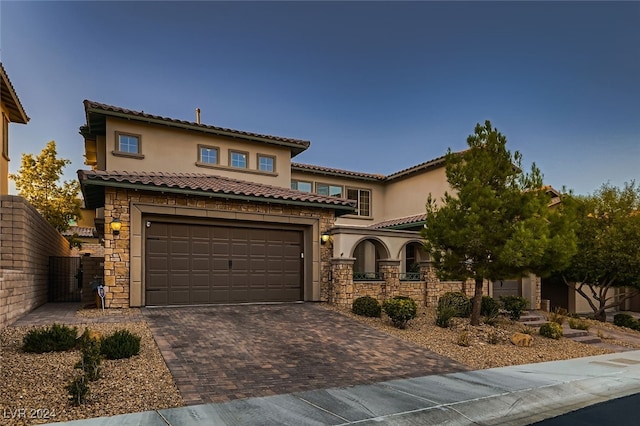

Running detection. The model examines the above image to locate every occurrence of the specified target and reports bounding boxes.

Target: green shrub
[66,374,89,406]
[568,318,590,331]
[101,330,141,360]
[539,322,563,340]
[22,324,78,353]
[501,296,529,321]
[75,329,102,381]
[481,296,500,318]
[548,307,567,326]
[435,305,456,328]
[613,313,638,329]
[382,296,418,329]
[438,292,471,318]
[352,296,382,318]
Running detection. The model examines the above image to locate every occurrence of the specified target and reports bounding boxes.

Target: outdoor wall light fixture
[110,218,122,236]
[321,233,331,245]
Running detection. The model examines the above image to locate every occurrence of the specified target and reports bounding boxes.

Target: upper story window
[317,183,343,198]
[257,154,275,173]
[347,188,371,217]
[230,150,248,168]
[113,131,144,159]
[117,133,140,154]
[291,180,312,193]
[198,145,219,165]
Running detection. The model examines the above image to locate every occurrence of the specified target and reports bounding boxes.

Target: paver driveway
[143,303,467,405]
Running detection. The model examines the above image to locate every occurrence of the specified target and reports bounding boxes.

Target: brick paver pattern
[143,303,467,405]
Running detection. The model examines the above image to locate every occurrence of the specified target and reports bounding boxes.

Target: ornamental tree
[9,140,81,232]
[560,182,640,321]
[422,121,576,326]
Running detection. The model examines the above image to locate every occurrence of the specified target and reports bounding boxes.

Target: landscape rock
[511,332,534,347]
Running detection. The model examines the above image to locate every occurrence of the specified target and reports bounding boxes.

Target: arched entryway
[351,238,390,280]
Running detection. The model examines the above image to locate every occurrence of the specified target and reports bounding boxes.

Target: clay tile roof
[78,170,356,213]
[291,163,386,181]
[369,213,427,229]
[62,226,97,238]
[82,100,310,155]
[0,63,29,124]
[385,154,449,181]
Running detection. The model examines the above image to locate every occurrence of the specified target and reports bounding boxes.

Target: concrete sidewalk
[54,350,640,426]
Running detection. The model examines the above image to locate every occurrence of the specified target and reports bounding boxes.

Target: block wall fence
[0,195,72,328]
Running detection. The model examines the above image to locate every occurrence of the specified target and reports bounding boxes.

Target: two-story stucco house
[78,100,542,310]
[1,63,30,195]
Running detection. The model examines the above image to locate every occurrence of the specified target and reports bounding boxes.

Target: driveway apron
[143,303,467,405]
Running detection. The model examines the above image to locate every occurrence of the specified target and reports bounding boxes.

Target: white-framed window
[116,132,140,154]
[230,150,248,168]
[257,154,275,172]
[198,145,219,165]
[316,183,343,198]
[347,188,371,217]
[291,180,312,192]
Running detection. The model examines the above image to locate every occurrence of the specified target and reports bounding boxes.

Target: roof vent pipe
[195,108,201,124]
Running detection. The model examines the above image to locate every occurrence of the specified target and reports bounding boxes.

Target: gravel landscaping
[0,321,182,425]
[2,305,640,425]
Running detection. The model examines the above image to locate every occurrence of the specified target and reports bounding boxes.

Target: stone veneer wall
[331,259,490,309]
[103,188,335,308]
[0,195,72,328]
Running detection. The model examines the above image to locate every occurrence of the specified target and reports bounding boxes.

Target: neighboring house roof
[0,63,29,124]
[369,213,427,230]
[80,100,311,156]
[291,163,386,181]
[62,226,97,238]
[78,170,356,215]
[292,153,451,183]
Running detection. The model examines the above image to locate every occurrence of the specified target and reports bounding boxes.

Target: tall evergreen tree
[422,121,576,325]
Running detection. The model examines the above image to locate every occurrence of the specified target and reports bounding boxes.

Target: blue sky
[1,1,638,196]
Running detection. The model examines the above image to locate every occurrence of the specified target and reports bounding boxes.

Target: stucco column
[379,259,401,300]
[331,258,355,308]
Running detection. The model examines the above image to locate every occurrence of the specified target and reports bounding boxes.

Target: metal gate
[49,257,82,302]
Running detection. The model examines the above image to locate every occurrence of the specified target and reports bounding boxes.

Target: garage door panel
[146,222,302,305]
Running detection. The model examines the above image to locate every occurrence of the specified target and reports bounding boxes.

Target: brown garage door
[145,222,303,305]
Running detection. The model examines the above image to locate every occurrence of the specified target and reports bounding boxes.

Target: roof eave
[0,65,29,124]
[291,165,385,182]
[83,104,309,156]
[79,177,356,216]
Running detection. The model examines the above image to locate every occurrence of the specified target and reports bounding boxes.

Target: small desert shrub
[487,331,500,345]
[548,307,567,326]
[539,322,563,340]
[438,292,471,318]
[568,318,590,331]
[75,329,102,381]
[352,296,382,318]
[22,324,78,353]
[435,305,456,328]
[501,296,529,321]
[66,374,89,406]
[481,296,500,318]
[382,296,418,329]
[613,313,638,329]
[457,331,470,347]
[101,330,141,360]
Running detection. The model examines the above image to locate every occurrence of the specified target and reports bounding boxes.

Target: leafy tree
[422,121,576,325]
[560,182,640,321]
[9,141,81,232]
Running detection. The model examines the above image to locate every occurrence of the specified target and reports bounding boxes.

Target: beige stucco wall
[383,167,451,220]
[102,187,335,308]
[103,117,292,187]
[290,169,385,227]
